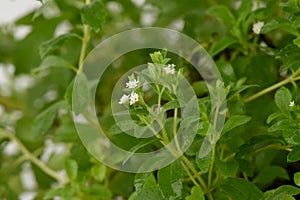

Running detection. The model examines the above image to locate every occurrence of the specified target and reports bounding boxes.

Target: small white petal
[21,163,37,190]
[3,141,20,156]
[129,92,139,105]
[14,75,35,91]
[126,79,139,89]
[289,100,295,107]
[252,21,264,34]
[119,94,129,104]
[164,64,176,74]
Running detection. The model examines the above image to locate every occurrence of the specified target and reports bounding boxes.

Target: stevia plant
[1,0,300,199]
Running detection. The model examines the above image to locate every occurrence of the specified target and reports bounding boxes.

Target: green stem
[181,155,207,191]
[173,108,181,152]
[254,143,292,154]
[138,84,208,193]
[78,0,91,74]
[0,96,24,111]
[222,153,236,162]
[207,147,215,189]
[206,147,216,200]
[156,85,165,108]
[181,161,201,188]
[245,72,300,103]
[0,128,69,184]
[222,144,292,162]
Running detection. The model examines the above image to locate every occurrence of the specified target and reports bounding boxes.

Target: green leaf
[268,119,298,132]
[275,87,292,112]
[253,166,289,186]
[216,61,237,85]
[236,135,284,158]
[228,84,258,100]
[287,146,300,162]
[238,159,254,177]
[64,78,75,109]
[33,55,76,74]
[163,100,180,111]
[263,185,300,200]
[281,0,300,12]
[261,18,298,36]
[266,112,286,124]
[65,159,78,180]
[39,34,79,59]
[47,150,70,171]
[192,81,209,97]
[209,37,238,56]
[283,130,300,145]
[135,186,165,200]
[216,159,239,177]
[237,0,253,28]
[122,139,157,165]
[134,173,164,200]
[91,164,106,182]
[53,122,79,143]
[293,36,300,48]
[276,44,300,73]
[294,172,300,186]
[108,120,138,135]
[158,160,183,200]
[84,184,112,198]
[81,1,107,32]
[149,51,170,65]
[222,115,252,135]
[196,150,212,173]
[73,73,90,115]
[43,186,76,199]
[135,173,155,193]
[32,101,66,137]
[128,192,138,200]
[185,187,205,200]
[207,5,236,25]
[276,44,300,60]
[220,178,263,200]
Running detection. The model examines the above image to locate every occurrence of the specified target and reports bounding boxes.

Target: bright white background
[0,0,40,24]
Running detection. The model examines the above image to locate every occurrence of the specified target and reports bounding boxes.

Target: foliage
[1,0,300,199]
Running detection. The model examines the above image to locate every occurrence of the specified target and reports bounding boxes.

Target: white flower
[14,75,35,91]
[289,100,295,107]
[0,63,15,97]
[119,94,129,104]
[164,64,176,74]
[3,141,20,156]
[252,21,264,34]
[126,79,139,89]
[129,92,139,105]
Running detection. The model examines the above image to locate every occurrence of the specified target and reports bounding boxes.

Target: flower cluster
[119,75,140,105]
[119,61,177,106]
[164,64,176,75]
[125,79,139,89]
